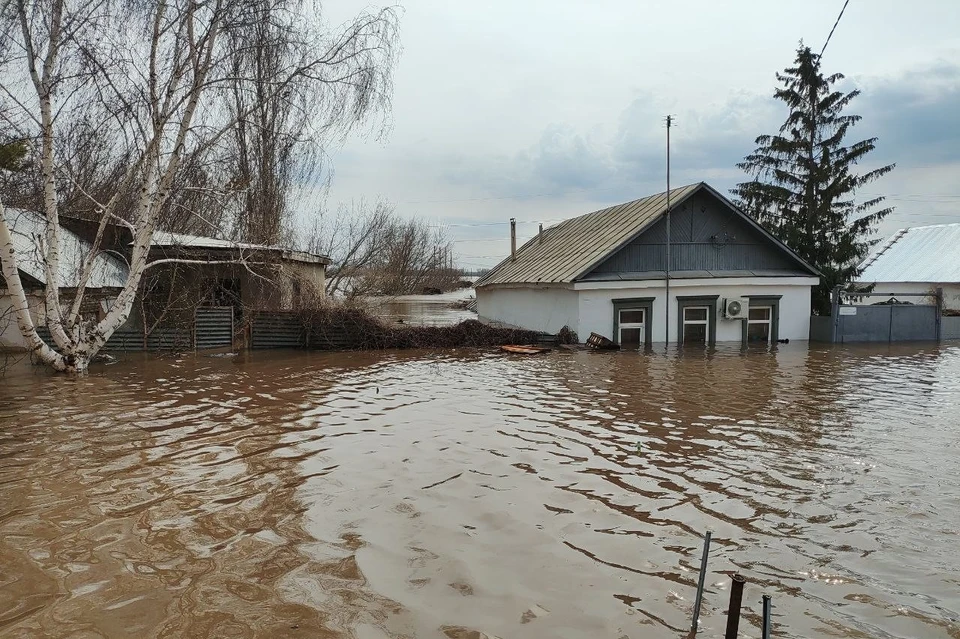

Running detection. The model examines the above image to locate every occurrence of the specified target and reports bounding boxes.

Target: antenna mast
[665,115,673,348]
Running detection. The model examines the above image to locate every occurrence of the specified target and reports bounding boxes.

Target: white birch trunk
[0,201,68,371]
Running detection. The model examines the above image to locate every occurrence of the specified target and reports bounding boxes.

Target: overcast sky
[311,0,960,270]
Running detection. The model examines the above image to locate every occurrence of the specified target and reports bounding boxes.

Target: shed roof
[3,207,129,288]
[858,222,960,283]
[475,182,817,287]
[152,231,330,265]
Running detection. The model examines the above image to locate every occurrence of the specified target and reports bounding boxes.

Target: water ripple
[1,344,959,638]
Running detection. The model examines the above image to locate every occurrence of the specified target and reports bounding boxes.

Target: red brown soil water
[1,344,959,638]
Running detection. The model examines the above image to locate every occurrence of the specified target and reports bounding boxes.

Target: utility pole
[665,115,673,348]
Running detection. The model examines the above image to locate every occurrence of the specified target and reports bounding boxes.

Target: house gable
[585,189,812,278]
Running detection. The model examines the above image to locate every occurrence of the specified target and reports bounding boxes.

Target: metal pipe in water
[690,530,712,634]
[761,594,772,639]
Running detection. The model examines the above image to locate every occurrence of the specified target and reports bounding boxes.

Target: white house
[475,183,820,347]
[857,222,960,312]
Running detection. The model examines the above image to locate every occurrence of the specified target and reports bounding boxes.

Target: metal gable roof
[3,207,129,288]
[858,223,960,283]
[476,184,701,287]
[152,231,330,264]
[475,182,817,287]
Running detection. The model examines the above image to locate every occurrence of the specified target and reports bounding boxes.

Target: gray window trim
[677,295,719,345]
[612,297,655,347]
[742,295,782,345]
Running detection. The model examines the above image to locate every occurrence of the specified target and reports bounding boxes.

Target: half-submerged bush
[300,301,541,350]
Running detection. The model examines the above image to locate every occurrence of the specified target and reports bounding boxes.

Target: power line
[820,0,851,58]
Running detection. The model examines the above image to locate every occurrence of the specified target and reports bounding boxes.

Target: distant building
[857,222,960,312]
[475,183,820,347]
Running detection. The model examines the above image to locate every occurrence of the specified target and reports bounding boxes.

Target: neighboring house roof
[151,231,330,265]
[3,207,129,288]
[858,223,960,283]
[475,182,818,287]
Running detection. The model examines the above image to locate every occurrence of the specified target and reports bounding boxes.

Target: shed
[1,207,130,350]
[857,222,960,312]
[475,183,820,347]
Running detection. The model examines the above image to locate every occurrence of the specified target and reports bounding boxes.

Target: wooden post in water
[724,574,746,639]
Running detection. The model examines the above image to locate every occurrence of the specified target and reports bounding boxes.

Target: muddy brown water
[1,344,959,638]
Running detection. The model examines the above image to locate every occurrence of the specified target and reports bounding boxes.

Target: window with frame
[682,306,709,344]
[746,306,772,343]
[618,308,645,349]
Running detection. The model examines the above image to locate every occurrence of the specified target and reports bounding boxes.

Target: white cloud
[318,0,960,267]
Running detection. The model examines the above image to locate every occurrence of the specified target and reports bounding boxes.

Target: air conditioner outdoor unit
[723,297,749,320]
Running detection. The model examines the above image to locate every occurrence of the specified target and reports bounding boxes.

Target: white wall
[577,278,814,343]
[477,286,579,334]
[0,292,44,351]
[866,282,960,310]
[477,278,815,343]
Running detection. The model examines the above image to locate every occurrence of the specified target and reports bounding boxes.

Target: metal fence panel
[891,305,938,341]
[145,327,192,351]
[836,304,938,343]
[35,325,193,352]
[809,316,833,342]
[252,313,305,349]
[837,305,894,342]
[942,316,960,341]
[195,306,234,350]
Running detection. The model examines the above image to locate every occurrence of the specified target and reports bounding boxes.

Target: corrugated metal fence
[36,324,192,352]
[194,307,234,350]
[251,313,305,349]
[33,309,560,353]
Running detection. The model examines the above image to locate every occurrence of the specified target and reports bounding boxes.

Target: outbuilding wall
[0,292,44,350]
[476,286,579,334]
[863,282,960,311]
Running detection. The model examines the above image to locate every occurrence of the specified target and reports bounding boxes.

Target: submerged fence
[30,307,555,355]
[36,324,192,352]
[811,288,954,343]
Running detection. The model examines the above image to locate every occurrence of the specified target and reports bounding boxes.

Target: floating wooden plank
[499,345,549,355]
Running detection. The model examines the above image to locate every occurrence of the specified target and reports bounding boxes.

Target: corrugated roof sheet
[4,207,129,288]
[476,183,702,286]
[858,223,960,283]
[152,231,330,264]
[476,182,818,287]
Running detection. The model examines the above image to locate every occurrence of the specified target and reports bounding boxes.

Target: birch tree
[0,0,398,372]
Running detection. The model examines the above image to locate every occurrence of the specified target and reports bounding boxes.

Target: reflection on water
[1,344,960,638]
[368,288,476,326]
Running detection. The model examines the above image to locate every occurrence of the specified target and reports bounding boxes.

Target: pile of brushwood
[301,302,542,350]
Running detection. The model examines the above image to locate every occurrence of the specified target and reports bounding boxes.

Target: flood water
[367,288,476,327]
[1,343,959,638]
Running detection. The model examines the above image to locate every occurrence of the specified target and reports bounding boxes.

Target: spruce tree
[732,45,894,315]
[0,140,27,172]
